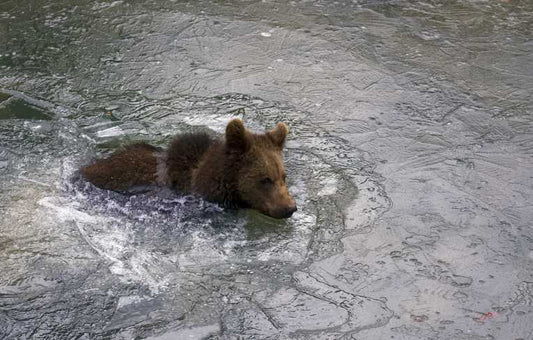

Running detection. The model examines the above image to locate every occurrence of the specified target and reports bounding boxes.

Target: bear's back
[166,132,214,192]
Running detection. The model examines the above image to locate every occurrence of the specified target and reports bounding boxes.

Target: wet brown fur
[80,119,297,218]
[80,143,161,191]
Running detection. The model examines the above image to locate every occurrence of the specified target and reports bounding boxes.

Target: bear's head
[226,119,297,219]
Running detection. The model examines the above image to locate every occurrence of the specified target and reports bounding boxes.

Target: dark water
[1,0,532,339]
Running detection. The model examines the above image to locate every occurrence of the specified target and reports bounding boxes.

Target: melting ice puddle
[1,0,531,336]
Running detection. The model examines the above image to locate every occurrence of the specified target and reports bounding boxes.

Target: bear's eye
[259,177,273,186]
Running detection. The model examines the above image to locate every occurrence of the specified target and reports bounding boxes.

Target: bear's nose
[281,204,297,218]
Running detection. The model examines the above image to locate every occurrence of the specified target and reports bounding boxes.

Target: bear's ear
[226,118,249,151]
[268,122,288,148]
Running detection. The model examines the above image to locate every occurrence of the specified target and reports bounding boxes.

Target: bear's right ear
[226,119,249,151]
[267,122,288,148]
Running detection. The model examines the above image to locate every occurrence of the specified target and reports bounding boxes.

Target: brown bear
[80,119,297,219]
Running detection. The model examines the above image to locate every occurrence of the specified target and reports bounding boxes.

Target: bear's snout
[280,204,297,218]
[267,202,297,219]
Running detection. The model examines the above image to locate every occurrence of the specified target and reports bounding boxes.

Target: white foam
[39,196,171,293]
[39,197,102,224]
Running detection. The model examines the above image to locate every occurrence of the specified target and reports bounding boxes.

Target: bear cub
[80,119,297,219]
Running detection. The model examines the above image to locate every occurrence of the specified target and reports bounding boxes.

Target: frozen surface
[1,0,532,339]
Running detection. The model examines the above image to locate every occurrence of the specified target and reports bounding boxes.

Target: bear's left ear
[226,118,249,151]
[268,122,288,148]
